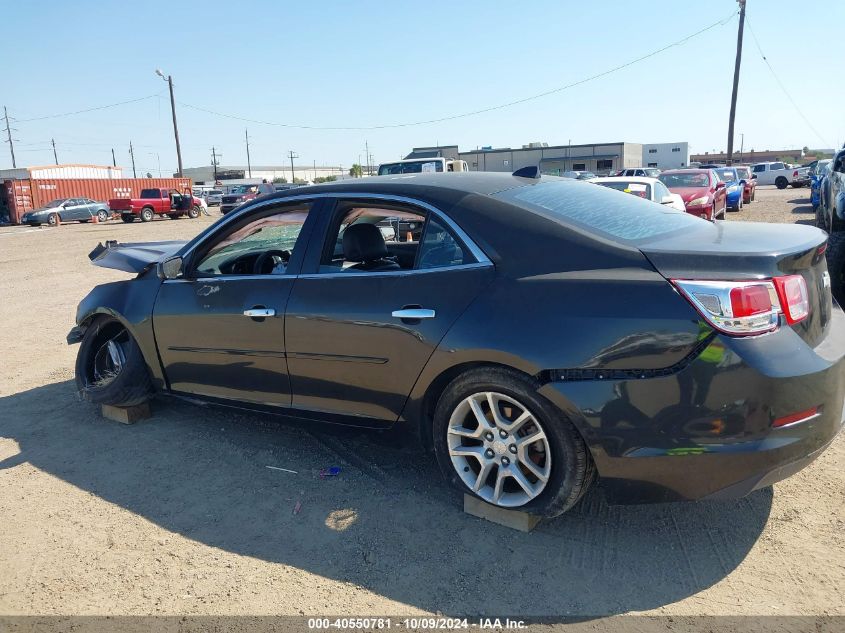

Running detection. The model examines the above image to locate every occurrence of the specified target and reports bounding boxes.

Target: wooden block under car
[101,402,151,424]
[463,494,541,532]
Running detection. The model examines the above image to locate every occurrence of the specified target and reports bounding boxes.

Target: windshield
[496,180,703,244]
[45,199,67,208]
[644,168,660,177]
[659,172,710,188]
[230,185,258,194]
[716,168,738,182]
[378,160,444,175]
[596,181,652,199]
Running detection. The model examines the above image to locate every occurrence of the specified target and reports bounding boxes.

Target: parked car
[658,169,727,220]
[378,158,469,175]
[711,167,745,211]
[819,148,845,305]
[20,197,110,226]
[595,176,686,211]
[561,170,597,181]
[751,162,810,189]
[205,189,223,206]
[68,173,844,517]
[109,188,202,223]
[220,183,275,214]
[734,165,757,204]
[620,167,662,178]
[811,160,832,213]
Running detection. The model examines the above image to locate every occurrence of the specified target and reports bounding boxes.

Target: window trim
[176,192,492,282]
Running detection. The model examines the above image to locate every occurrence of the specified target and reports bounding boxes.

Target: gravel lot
[0,186,842,622]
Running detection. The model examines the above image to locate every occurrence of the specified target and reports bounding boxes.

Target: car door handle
[391,308,435,319]
[243,308,275,317]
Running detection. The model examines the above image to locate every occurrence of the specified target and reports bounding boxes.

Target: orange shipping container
[2,177,192,224]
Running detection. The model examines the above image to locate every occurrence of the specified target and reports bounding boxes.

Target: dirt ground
[0,186,842,620]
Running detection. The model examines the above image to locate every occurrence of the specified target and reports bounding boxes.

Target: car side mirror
[157,256,183,280]
[661,196,675,205]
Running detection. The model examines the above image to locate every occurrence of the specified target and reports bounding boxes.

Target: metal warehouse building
[406,142,647,175]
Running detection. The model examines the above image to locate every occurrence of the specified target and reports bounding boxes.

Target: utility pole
[313,159,316,181]
[288,150,298,183]
[129,141,137,178]
[211,146,220,182]
[3,106,16,168]
[739,133,745,163]
[726,0,746,166]
[51,138,59,165]
[111,147,117,167]
[244,129,252,178]
[155,69,183,176]
[365,141,370,176]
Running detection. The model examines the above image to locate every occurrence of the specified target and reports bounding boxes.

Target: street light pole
[156,69,183,177]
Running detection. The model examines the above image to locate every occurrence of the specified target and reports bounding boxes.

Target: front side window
[753,164,766,173]
[319,202,474,274]
[194,203,311,276]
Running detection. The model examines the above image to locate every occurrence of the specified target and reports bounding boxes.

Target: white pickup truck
[377,157,468,175]
[750,161,810,189]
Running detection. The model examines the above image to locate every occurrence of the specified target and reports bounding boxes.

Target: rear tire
[140,207,154,222]
[97,209,109,223]
[826,232,845,307]
[74,317,153,407]
[188,205,201,219]
[432,366,595,518]
[776,177,788,189]
[121,214,134,223]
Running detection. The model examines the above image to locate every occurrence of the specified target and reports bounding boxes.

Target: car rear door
[152,198,319,406]
[285,195,495,424]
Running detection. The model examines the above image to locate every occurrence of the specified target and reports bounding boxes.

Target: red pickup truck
[109,188,202,223]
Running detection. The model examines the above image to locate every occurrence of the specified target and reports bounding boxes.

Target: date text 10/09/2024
[307,618,528,630]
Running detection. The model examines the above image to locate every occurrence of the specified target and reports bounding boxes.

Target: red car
[109,188,202,223]
[734,165,757,204]
[658,169,727,221]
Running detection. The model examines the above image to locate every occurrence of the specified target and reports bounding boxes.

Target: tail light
[672,275,809,336]
[793,170,799,178]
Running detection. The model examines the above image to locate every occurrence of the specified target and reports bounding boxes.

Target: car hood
[88,240,187,273]
[666,187,711,202]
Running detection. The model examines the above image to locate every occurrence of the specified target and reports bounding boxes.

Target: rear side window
[497,180,703,244]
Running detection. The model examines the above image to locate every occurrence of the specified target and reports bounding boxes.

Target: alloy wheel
[447,391,551,507]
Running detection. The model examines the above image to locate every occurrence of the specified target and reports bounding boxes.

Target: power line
[744,16,830,147]
[177,11,737,131]
[13,93,162,123]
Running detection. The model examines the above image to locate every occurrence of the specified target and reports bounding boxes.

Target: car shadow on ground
[0,381,773,618]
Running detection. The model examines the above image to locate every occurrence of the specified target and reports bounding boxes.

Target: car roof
[659,169,712,175]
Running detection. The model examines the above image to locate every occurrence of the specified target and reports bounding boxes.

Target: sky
[2,0,843,175]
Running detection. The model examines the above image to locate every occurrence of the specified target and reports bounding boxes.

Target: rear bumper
[539,305,845,504]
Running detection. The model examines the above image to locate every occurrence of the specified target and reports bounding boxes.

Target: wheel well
[417,361,538,450]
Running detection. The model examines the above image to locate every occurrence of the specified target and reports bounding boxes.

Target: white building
[642,142,689,169]
[182,164,345,185]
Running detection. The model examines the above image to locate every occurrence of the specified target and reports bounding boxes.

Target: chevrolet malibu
[68,172,844,517]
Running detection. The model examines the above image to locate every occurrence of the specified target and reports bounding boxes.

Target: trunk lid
[640,221,832,346]
[89,240,186,274]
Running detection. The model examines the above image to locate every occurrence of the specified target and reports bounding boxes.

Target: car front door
[152,199,318,406]
[284,195,495,424]
[62,198,84,220]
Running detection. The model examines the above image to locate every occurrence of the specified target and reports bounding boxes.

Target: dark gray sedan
[21,198,110,226]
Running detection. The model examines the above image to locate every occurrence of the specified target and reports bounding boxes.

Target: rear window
[140,189,161,198]
[716,168,738,182]
[496,180,703,244]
